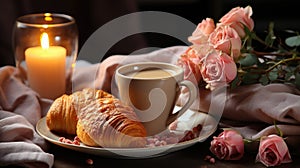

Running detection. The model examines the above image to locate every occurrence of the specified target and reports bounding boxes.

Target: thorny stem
[251,50,295,57]
[265,56,300,72]
[239,55,300,74]
[251,33,279,50]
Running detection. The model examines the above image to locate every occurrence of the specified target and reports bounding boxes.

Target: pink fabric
[0,67,54,167]
[224,84,300,124]
[197,84,300,143]
[72,46,184,92]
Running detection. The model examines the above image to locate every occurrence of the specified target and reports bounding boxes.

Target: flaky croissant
[46,88,147,148]
[46,94,77,135]
[77,98,147,148]
[46,88,112,135]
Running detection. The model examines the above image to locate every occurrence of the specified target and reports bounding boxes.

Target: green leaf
[268,69,278,81]
[259,74,269,85]
[239,53,258,66]
[274,120,283,137]
[230,75,241,89]
[285,71,294,81]
[243,139,253,144]
[283,66,295,81]
[285,35,300,47]
[242,73,260,84]
[243,25,251,37]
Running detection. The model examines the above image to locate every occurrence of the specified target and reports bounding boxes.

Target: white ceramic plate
[36,107,217,158]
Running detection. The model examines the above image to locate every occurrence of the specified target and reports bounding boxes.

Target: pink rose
[183,47,203,64]
[200,50,237,90]
[177,47,202,84]
[188,18,215,45]
[208,25,242,59]
[219,6,254,38]
[177,55,202,84]
[210,130,244,160]
[256,135,292,167]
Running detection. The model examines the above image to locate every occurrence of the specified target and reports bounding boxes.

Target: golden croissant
[46,88,113,135]
[46,88,147,148]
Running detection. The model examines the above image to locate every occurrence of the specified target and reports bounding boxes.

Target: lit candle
[25,32,66,99]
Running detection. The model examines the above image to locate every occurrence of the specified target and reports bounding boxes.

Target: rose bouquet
[176,5,300,167]
[177,6,300,91]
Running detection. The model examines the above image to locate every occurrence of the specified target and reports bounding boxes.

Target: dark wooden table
[50,137,299,168]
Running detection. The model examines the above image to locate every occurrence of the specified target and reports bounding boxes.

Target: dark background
[0,0,299,67]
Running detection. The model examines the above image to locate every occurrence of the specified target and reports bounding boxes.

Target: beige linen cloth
[1,46,300,167]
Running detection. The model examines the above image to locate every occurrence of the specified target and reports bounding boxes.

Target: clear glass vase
[13,13,78,99]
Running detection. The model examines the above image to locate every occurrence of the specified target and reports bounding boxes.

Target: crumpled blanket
[0,66,54,168]
[1,46,300,167]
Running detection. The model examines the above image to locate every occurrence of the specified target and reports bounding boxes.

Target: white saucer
[36,107,217,158]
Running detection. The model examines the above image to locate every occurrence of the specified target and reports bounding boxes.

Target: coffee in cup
[115,62,197,136]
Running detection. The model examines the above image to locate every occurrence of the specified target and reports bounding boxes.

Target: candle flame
[44,13,53,21]
[41,32,49,49]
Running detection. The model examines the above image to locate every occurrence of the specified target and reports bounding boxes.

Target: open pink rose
[188,18,215,45]
[200,50,237,90]
[210,130,244,160]
[256,135,292,167]
[219,6,254,38]
[177,54,202,84]
[182,47,203,64]
[208,25,241,59]
[177,45,215,84]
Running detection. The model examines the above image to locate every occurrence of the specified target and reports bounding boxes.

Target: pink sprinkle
[168,120,178,130]
[58,137,65,142]
[74,136,81,142]
[86,158,93,165]
[209,157,215,164]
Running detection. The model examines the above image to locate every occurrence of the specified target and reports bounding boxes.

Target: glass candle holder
[13,13,78,100]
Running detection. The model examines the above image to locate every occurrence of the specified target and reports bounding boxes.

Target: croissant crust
[46,88,147,148]
[78,98,147,148]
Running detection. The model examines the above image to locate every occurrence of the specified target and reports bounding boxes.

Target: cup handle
[166,80,198,126]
